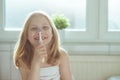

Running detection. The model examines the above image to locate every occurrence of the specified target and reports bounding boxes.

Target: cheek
[28,32,34,41]
[48,29,53,34]
[30,31,36,37]
[29,31,35,37]
[48,30,53,37]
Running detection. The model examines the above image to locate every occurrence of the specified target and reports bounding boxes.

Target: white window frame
[64,0,99,42]
[0,0,20,42]
[99,0,120,42]
[0,0,120,43]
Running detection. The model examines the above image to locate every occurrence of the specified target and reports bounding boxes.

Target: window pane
[5,0,86,30]
[108,0,120,31]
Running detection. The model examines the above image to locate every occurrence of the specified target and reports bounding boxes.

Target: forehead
[30,14,50,26]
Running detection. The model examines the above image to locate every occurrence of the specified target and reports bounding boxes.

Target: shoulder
[59,48,70,63]
[59,49,73,80]
[59,48,68,57]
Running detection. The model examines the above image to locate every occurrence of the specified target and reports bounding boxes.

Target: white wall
[70,56,120,80]
[0,42,21,80]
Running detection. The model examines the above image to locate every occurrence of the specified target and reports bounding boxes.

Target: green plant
[52,14,70,30]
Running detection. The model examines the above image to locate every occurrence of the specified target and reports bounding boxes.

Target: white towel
[40,66,60,80]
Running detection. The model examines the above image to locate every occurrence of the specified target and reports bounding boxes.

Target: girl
[13,11,73,80]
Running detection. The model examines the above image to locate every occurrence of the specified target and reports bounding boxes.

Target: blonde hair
[14,11,61,69]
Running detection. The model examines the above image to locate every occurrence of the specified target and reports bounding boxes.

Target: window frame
[64,0,99,42]
[99,0,120,42]
[0,0,20,42]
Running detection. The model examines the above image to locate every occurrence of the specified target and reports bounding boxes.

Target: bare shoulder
[59,48,70,63]
[59,48,73,80]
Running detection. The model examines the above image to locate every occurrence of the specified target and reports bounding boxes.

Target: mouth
[34,36,47,41]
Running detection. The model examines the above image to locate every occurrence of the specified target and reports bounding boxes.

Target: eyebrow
[30,24,50,28]
[29,24,38,28]
[30,24,37,26]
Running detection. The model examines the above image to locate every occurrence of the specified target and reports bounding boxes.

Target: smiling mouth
[34,37,47,41]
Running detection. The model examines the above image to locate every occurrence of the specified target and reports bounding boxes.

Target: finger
[36,45,44,49]
[40,48,46,51]
[41,54,47,63]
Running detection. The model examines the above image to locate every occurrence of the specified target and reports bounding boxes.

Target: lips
[34,36,47,40]
[34,37,39,40]
[42,37,47,40]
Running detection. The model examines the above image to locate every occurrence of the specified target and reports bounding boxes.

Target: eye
[30,27,38,31]
[42,26,50,30]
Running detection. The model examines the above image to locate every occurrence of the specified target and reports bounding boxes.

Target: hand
[32,44,47,67]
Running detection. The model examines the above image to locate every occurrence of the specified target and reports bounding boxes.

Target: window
[5,0,86,30]
[108,0,120,31]
[0,0,120,42]
[99,0,120,42]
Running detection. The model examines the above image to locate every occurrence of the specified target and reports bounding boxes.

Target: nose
[38,28,41,32]
[37,28,43,35]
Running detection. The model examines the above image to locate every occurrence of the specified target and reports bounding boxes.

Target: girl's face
[28,15,53,48]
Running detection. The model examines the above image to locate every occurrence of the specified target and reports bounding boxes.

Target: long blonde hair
[14,11,61,69]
